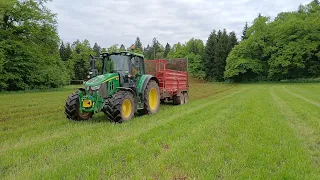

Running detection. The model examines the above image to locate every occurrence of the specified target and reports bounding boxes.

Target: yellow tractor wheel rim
[122,99,132,119]
[149,88,158,111]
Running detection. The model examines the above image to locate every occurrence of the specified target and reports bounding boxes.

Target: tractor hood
[84,73,118,87]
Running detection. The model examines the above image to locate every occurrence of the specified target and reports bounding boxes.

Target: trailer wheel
[104,90,135,123]
[143,80,160,114]
[65,92,92,120]
[183,92,188,104]
[173,93,183,105]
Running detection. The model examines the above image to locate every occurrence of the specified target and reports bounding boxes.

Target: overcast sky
[47,0,310,48]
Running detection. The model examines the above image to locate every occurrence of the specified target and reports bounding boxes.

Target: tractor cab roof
[100,51,144,58]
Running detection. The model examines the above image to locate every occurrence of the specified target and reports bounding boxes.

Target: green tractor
[65,51,160,123]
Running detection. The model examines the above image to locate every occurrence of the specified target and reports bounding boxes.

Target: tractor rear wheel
[143,80,160,114]
[104,90,135,123]
[65,92,92,120]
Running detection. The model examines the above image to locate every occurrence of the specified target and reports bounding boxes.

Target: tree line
[1,0,319,91]
[225,0,320,81]
[58,31,238,82]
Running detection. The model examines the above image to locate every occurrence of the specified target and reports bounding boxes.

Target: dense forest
[0,0,319,91]
[225,0,320,81]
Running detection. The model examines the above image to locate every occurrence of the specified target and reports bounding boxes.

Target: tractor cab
[89,52,145,86]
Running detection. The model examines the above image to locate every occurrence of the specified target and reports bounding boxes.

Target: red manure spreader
[145,58,189,105]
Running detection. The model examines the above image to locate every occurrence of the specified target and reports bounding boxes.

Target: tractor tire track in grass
[189,84,238,100]
[37,85,318,179]
[30,87,249,179]
[0,85,241,154]
[140,88,258,179]
[288,86,320,102]
[1,87,248,179]
[271,87,320,174]
[150,86,317,179]
[282,86,320,107]
[2,83,320,179]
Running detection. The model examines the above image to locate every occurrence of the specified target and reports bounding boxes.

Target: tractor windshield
[108,55,130,73]
[89,54,131,78]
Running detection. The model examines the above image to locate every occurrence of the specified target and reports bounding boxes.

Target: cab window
[131,56,144,75]
[138,57,145,74]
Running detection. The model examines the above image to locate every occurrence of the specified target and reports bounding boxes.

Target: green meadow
[1,82,320,179]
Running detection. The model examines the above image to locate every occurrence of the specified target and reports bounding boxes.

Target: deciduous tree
[0,0,69,90]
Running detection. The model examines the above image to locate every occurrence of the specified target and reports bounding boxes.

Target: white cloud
[47,0,311,48]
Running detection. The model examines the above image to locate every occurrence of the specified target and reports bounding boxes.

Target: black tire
[183,92,188,104]
[65,92,92,121]
[104,90,135,123]
[173,92,186,105]
[142,80,160,114]
[172,95,183,105]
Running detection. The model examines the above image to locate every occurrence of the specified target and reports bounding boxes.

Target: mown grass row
[1,83,319,179]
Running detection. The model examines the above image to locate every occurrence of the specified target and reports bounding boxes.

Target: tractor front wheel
[65,92,92,120]
[104,90,135,123]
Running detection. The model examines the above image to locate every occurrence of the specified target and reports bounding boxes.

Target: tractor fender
[76,88,87,95]
[138,75,159,96]
[77,88,86,92]
[116,87,136,97]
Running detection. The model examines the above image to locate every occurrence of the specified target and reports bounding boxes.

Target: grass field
[1,81,320,179]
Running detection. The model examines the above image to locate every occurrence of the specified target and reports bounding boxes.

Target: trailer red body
[145,59,188,104]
